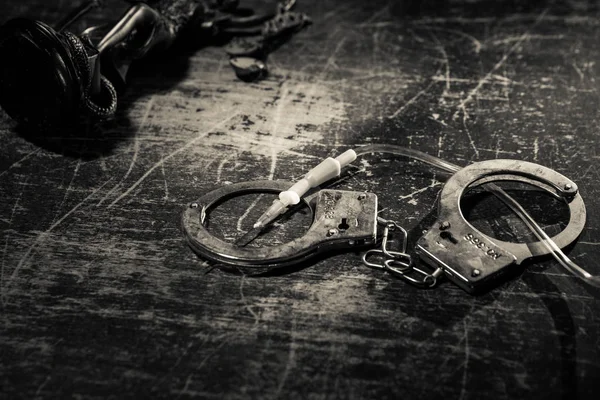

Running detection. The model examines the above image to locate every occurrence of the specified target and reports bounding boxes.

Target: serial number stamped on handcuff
[463,233,503,260]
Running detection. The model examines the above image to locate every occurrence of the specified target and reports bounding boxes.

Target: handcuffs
[181,159,586,293]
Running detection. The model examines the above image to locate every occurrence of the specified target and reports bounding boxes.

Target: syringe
[252,149,357,229]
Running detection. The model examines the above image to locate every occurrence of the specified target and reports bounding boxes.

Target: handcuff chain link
[362,217,442,288]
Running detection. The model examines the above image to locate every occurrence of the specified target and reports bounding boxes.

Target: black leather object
[0,18,84,129]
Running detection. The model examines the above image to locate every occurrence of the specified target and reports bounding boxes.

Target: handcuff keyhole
[440,231,458,244]
[338,218,350,231]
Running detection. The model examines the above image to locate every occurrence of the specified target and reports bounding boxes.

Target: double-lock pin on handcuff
[182,146,596,293]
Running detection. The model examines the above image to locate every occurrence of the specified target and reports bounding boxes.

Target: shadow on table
[521,271,579,399]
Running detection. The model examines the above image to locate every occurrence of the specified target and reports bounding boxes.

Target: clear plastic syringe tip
[253,199,287,229]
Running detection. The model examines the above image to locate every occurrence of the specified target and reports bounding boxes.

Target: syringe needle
[235,226,264,247]
[253,199,287,229]
[237,200,286,247]
[250,149,357,230]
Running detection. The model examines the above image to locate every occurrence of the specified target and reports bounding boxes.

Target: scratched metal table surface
[2,0,600,399]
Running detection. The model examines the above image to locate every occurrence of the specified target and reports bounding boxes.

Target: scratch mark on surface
[282,149,322,160]
[432,75,516,85]
[494,136,501,159]
[572,62,584,82]
[458,319,470,400]
[462,115,480,158]
[0,148,40,179]
[273,317,297,399]
[5,176,28,226]
[388,79,438,119]
[34,374,52,397]
[0,236,9,291]
[53,160,81,222]
[429,30,451,101]
[108,112,239,207]
[577,164,594,180]
[533,137,539,161]
[236,194,265,232]
[2,179,113,305]
[453,9,548,120]
[364,3,390,24]
[216,156,232,182]
[322,71,400,84]
[321,2,348,23]
[412,14,585,25]
[269,146,278,180]
[397,181,442,200]
[305,36,347,101]
[424,26,482,53]
[97,97,152,205]
[174,336,231,398]
[154,340,199,391]
[491,74,518,86]
[176,374,193,400]
[239,275,259,324]
[490,34,564,46]
[1,176,29,288]
[161,158,169,201]
[267,81,289,180]
[235,80,292,229]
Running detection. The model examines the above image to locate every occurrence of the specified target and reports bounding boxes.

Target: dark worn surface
[2,0,600,398]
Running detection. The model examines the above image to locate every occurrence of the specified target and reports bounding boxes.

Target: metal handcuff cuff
[182,156,587,293]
